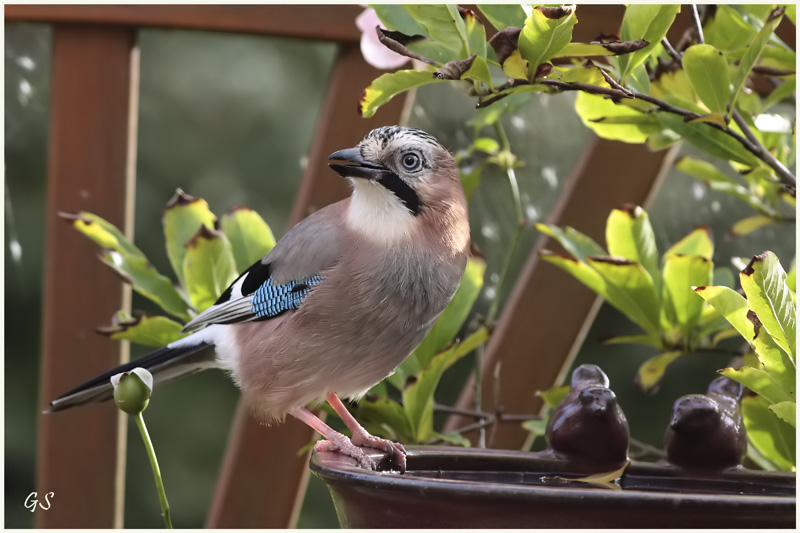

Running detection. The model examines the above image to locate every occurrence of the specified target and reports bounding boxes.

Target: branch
[731,109,797,186]
[690,4,705,44]
[660,37,683,63]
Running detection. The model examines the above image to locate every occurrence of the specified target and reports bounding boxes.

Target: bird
[545,364,630,469]
[48,126,470,472]
[665,376,746,470]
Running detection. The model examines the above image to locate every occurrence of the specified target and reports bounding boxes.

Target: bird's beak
[328,147,389,180]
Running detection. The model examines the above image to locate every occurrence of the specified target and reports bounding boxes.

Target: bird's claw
[313,438,377,470]
[351,433,407,473]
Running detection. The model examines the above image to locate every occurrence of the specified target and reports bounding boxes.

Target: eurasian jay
[48,126,470,471]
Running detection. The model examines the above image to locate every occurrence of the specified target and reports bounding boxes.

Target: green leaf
[587,257,661,334]
[360,69,442,119]
[402,328,489,442]
[762,77,796,112]
[536,384,570,408]
[603,334,662,348]
[370,4,427,36]
[500,49,529,80]
[740,252,796,358]
[100,250,191,321]
[404,5,467,57]
[459,163,484,200]
[98,312,187,347]
[664,226,714,260]
[518,6,577,80]
[219,206,276,273]
[731,215,777,236]
[575,92,660,143]
[461,55,492,85]
[462,7,487,58]
[605,206,658,282]
[656,113,762,167]
[682,44,731,116]
[769,401,796,428]
[433,431,472,447]
[704,5,757,53]
[663,255,713,341]
[163,189,217,286]
[60,211,145,258]
[647,129,681,150]
[741,395,796,470]
[473,137,500,155]
[618,5,681,81]
[693,285,751,339]
[535,223,606,262]
[182,227,238,312]
[719,366,792,404]
[675,156,739,185]
[477,4,526,30]
[356,395,414,443]
[730,7,786,111]
[636,351,683,394]
[521,418,549,439]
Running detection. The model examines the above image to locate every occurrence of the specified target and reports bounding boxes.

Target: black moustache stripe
[376,172,423,215]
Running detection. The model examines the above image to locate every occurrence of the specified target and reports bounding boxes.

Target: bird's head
[329,126,466,246]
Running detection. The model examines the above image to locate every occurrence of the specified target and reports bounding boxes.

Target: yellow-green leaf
[741,395,796,470]
[682,44,731,116]
[605,205,658,282]
[731,215,777,236]
[663,254,713,340]
[405,5,467,57]
[60,211,145,259]
[219,206,276,273]
[575,91,660,143]
[769,401,796,428]
[536,223,606,262]
[182,227,238,312]
[656,113,762,167]
[618,4,681,81]
[588,257,661,334]
[537,384,570,408]
[719,366,792,404]
[518,5,577,80]
[100,250,191,321]
[98,313,187,347]
[636,351,683,394]
[694,285,751,339]
[664,226,714,260]
[360,69,442,119]
[740,251,796,358]
[676,156,739,185]
[163,189,217,286]
[730,7,786,111]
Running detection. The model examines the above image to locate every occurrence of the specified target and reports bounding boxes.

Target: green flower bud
[111,368,154,414]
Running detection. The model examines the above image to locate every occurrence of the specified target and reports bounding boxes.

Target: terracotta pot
[310,446,795,528]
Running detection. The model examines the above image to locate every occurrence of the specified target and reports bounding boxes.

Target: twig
[539,79,632,100]
[731,109,796,186]
[690,5,705,44]
[661,37,683,63]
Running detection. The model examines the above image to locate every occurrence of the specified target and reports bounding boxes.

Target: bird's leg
[327,392,407,473]
[290,406,376,470]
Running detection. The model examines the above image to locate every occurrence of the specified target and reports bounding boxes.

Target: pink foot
[313,435,377,470]
[351,431,407,473]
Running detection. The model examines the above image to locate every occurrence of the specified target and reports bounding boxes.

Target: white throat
[346,179,416,243]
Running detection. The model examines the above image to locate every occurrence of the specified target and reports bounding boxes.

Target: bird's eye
[401,153,422,171]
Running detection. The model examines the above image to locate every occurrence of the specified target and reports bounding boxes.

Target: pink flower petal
[356,8,410,70]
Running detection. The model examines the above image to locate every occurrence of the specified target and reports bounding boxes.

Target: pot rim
[310,445,795,507]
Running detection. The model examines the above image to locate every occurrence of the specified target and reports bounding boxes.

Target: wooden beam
[207,43,410,528]
[447,138,678,448]
[36,24,136,528]
[5,5,363,43]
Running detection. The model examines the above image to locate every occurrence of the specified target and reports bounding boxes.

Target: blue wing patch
[251,275,324,319]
